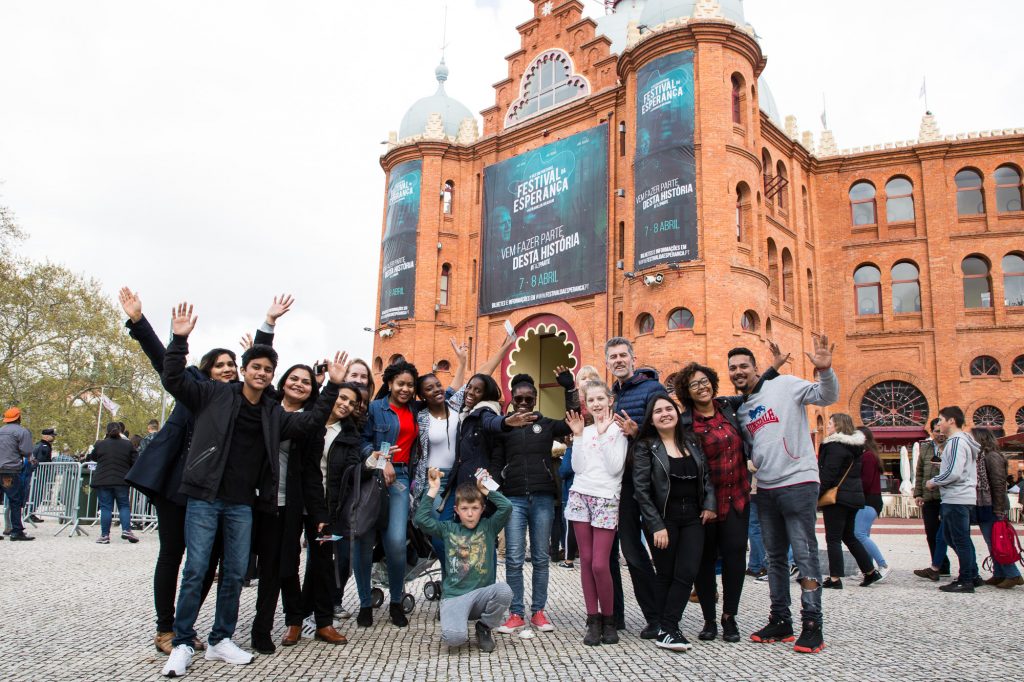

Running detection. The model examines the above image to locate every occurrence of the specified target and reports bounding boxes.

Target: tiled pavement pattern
[2,524,1020,681]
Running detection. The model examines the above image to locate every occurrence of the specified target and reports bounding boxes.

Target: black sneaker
[822,577,843,589]
[251,632,276,655]
[793,620,825,654]
[938,581,975,593]
[721,615,740,643]
[655,629,692,652]
[356,607,373,627]
[640,621,661,639]
[971,576,983,588]
[389,602,408,627]
[475,621,496,653]
[698,620,717,641]
[9,533,35,541]
[860,570,882,587]
[28,514,44,523]
[750,616,795,643]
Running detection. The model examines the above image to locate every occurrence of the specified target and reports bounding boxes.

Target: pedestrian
[738,336,837,654]
[33,428,55,464]
[853,427,891,581]
[817,414,882,588]
[88,422,139,544]
[139,419,160,455]
[557,439,578,569]
[971,427,1022,588]
[925,406,980,594]
[0,407,34,541]
[912,418,951,580]
[564,380,628,646]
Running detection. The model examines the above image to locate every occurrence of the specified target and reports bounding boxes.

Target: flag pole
[95,386,104,442]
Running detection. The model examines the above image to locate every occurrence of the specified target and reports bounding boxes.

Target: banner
[633,50,697,270]
[379,159,422,323]
[480,124,608,314]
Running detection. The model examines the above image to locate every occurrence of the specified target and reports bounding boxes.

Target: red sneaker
[495,614,525,634]
[530,610,555,632]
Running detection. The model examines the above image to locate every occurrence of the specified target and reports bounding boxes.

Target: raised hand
[239,333,254,351]
[266,293,294,326]
[450,337,469,364]
[427,467,443,493]
[553,364,575,390]
[805,334,834,371]
[326,351,350,384]
[768,340,790,370]
[504,411,539,428]
[565,410,585,437]
[314,358,328,386]
[500,331,516,349]
[118,287,143,323]
[613,409,638,437]
[170,302,197,337]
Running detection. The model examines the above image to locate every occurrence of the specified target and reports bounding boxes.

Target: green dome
[398,60,474,140]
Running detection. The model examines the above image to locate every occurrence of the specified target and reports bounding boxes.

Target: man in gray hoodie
[737,336,837,655]
[926,405,980,594]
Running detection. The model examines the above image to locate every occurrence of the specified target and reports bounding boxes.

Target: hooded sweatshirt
[737,369,839,489]
[928,431,980,505]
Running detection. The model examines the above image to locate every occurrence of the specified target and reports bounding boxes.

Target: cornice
[617,20,762,79]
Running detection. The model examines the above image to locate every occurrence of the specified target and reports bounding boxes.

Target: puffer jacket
[447,401,509,494]
[817,430,866,509]
[490,415,572,498]
[87,436,138,487]
[913,440,943,503]
[632,433,716,533]
[612,368,668,428]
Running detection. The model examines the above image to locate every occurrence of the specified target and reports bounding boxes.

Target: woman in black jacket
[633,396,716,652]
[89,422,139,545]
[818,413,882,588]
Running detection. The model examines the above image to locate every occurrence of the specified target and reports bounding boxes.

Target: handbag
[817,461,854,509]
[338,464,388,540]
[986,518,1024,569]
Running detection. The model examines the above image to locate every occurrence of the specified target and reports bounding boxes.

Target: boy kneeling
[414,467,512,652]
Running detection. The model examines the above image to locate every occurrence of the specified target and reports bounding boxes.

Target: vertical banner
[378,159,422,323]
[633,50,697,270]
[480,124,608,314]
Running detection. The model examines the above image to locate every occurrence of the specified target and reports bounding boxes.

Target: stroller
[368,521,443,614]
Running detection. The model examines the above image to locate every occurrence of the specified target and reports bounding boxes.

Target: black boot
[356,606,373,627]
[583,614,602,646]
[389,602,408,627]
[251,632,276,655]
[698,620,717,641]
[475,621,496,653]
[721,615,740,643]
[601,615,619,644]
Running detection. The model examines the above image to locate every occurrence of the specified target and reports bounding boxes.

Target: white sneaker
[877,566,892,583]
[162,644,193,677]
[204,639,254,665]
[301,615,317,637]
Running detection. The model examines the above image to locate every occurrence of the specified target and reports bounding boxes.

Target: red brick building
[371,0,1024,473]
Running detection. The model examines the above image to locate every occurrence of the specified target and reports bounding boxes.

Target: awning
[997,432,1024,453]
[870,426,928,444]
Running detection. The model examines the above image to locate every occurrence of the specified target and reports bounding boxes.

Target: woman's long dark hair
[856,426,884,472]
[276,364,320,410]
[374,361,419,401]
[105,422,121,439]
[198,348,236,378]
[637,394,690,447]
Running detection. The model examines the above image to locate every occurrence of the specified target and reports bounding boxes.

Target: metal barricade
[23,462,86,537]
[129,486,159,532]
[75,465,159,533]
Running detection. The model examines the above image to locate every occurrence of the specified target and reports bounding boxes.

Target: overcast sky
[1,0,1021,373]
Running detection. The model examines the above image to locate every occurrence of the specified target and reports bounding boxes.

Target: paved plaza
[1,521,1020,681]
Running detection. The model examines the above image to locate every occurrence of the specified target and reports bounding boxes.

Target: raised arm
[475,332,516,378]
[160,302,209,412]
[281,351,346,439]
[449,337,469,391]
[120,288,167,375]
[253,293,293,347]
[413,467,445,538]
[796,334,839,406]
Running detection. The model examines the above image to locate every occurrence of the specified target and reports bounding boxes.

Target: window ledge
[997,211,1024,220]
[964,307,994,315]
[733,124,746,135]
[851,223,878,230]
[856,313,883,318]
[886,220,916,227]
[893,312,923,318]
[737,243,752,254]
[957,214,986,223]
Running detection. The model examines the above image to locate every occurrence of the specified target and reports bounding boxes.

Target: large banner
[379,159,422,323]
[480,124,608,314]
[633,50,697,270]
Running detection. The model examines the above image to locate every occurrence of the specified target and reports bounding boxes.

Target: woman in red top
[674,362,751,644]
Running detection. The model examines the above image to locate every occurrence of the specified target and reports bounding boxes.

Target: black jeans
[332,535,352,606]
[695,505,749,620]
[821,504,874,577]
[616,475,658,623]
[650,502,704,632]
[153,497,219,633]
[296,515,335,628]
[921,500,950,573]
[251,507,288,637]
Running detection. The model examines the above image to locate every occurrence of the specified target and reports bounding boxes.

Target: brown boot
[281,625,302,646]
[154,632,173,655]
[315,625,348,645]
[191,637,206,652]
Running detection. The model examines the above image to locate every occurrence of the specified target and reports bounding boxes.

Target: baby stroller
[368,521,443,614]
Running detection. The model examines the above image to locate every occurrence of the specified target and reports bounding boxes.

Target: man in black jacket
[160,302,347,679]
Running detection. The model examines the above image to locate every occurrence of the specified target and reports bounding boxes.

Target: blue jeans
[978,513,1021,579]
[854,506,887,569]
[96,485,131,538]
[940,503,978,583]
[352,466,410,606]
[756,483,822,625]
[747,497,766,571]
[1,472,25,536]
[173,498,253,647]
[505,493,554,617]
[932,519,949,568]
[427,470,456,581]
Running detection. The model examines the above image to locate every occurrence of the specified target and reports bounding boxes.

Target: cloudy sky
[1,0,1021,371]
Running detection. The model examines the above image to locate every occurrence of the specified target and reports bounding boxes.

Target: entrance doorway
[502,315,580,419]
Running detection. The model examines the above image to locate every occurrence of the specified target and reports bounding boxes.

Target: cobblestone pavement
[2,522,1021,681]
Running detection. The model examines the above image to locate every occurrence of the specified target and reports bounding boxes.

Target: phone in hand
[475,467,499,492]
[504,319,515,337]
[377,442,391,470]
[314,362,328,375]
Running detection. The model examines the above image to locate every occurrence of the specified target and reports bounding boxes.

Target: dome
[758,76,783,127]
[398,60,474,140]
[639,0,746,26]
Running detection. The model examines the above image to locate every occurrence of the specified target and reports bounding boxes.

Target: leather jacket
[632,433,716,533]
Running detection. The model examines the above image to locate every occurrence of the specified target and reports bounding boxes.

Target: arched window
[807,269,816,327]
[667,308,694,330]
[439,263,451,306]
[995,165,1023,213]
[505,49,589,126]
[854,264,881,315]
[373,356,383,373]
[1003,253,1024,307]
[849,181,876,225]
[1013,355,1024,376]
[955,169,985,216]
[970,356,1001,376]
[972,405,1005,435]
[885,177,914,222]
[775,161,787,209]
[767,238,779,301]
[435,359,451,372]
[801,185,810,227]
[762,149,773,196]
[388,354,406,366]
[442,180,454,215]
[617,311,623,336]
[860,380,929,427]
[891,261,921,313]
[1016,406,1024,433]
[962,256,992,308]
[781,248,794,303]
[765,318,773,338]
[735,182,750,242]
[730,74,744,125]
[636,313,654,335]
[740,310,759,332]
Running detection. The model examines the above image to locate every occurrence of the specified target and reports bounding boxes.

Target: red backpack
[986,519,1024,568]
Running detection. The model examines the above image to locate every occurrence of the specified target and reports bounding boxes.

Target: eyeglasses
[687,378,712,391]
[512,395,536,404]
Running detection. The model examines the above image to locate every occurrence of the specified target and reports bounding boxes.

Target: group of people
[0,409,58,541]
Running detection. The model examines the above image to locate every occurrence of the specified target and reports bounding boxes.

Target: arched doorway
[500,314,580,419]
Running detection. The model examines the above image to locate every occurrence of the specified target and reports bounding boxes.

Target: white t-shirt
[427,411,459,469]
[323,421,343,494]
[278,440,290,507]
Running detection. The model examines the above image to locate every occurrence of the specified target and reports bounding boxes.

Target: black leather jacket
[632,434,716,533]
